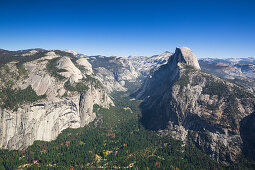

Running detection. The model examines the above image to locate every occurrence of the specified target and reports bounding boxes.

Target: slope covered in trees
[0,48,255,169]
[0,91,232,169]
[1,92,254,169]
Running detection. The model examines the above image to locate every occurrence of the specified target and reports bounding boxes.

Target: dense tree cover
[0,60,255,169]
[0,85,46,110]
[0,92,231,169]
[124,76,145,95]
[0,50,47,68]
[0,63,45,110]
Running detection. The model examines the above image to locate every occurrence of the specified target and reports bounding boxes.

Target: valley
[0,47,255,169]
[0,91,226,169]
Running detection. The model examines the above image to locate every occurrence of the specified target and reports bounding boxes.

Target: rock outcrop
[94,67,127,92]
[57,56,83,83]
[0,49,113,150]
[77,58,93,75]
[174,47,200,70]
[136,47,255,163]
[0,87,113,150]
[79,85,113,127]
[2,47,255,163]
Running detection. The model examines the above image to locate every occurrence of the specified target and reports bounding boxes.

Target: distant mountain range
[0,47,255,168]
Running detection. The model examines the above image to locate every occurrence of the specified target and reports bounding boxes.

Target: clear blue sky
[0,0,255,58]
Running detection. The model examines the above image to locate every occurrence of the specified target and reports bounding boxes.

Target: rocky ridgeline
[136,47,255,163]
[199,57,255,93]
[0,47,168,150]
[0,50,113,150]
[1,47,255,164]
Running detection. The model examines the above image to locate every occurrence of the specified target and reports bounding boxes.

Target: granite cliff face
[0,49,113,150]
[0,90,112,150]
[1,47,255,163]
[136,47,255,163]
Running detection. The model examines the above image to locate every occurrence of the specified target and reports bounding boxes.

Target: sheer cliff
[1,47,255,165]
[136,47,255,163]
[0,49,113,150]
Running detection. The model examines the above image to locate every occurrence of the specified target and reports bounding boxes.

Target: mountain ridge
[0,47,255,166]
[135,47,255,163]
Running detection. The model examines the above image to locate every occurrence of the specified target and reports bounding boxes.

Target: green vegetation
[232,86,255,99]
[175,73,189,87]
[84,75,103,89]
[0,64,22,87]
[0,64,45,110]
[1,53,255,169]
[0,85,46,110]
[202,81,229,98]
[54,50,75,58]
[76,64,88,72]
[16,51,48,68]
[0,50,48,68]
[64,75,103,93]
[223,86,255,129]
[174,65,197,88]
[0,84,254,169]
[124,76,144,95]
[202,79,255,129]
[54,50,78,64]
[46,57,66,80]
[0,92,226,169]
[17,64,28,77]
[64,80,89,93]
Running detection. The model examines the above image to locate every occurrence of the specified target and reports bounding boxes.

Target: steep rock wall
[136,47,255,163]
[0,86,113,150]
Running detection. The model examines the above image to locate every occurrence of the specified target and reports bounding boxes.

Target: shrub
[64,81,89,93]
[46,57,66,80]
[0,85,46,110]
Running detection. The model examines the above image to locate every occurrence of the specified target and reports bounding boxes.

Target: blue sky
[0,0,255,58]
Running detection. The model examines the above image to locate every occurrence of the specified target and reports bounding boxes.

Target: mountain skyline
[1,46,255,168]
[1,0,255,58]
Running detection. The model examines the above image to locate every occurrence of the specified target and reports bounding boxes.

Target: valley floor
[0,92,254,169]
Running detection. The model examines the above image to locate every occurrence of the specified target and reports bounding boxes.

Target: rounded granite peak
[174,47,201,70]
